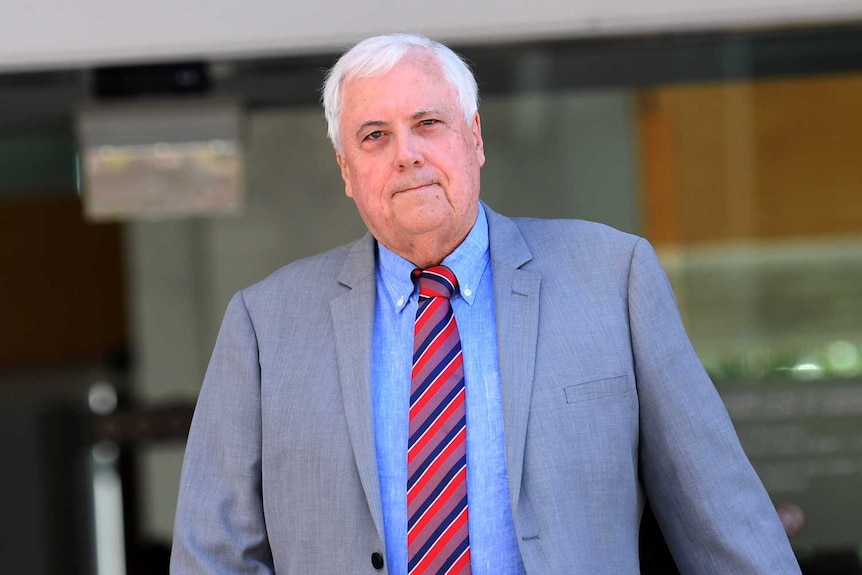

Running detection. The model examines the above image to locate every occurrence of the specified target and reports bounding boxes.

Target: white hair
[322,33,479,153]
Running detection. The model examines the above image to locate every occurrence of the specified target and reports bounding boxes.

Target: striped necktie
[408,266,471,575]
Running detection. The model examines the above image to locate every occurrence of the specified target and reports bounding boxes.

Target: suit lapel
[485,205,540,511]
[329,207,540,536]
[329,234,386,541]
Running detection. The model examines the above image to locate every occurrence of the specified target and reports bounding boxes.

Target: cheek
[451,155,480,189]
[350,168,388,205]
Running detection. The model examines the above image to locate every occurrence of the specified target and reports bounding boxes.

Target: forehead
[340,54,458,120]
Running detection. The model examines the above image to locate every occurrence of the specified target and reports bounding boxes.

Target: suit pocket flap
[564,375,629,404]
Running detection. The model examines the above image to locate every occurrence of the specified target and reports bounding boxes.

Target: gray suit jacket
[171,204,800,574]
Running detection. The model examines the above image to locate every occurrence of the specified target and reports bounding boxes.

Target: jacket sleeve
[629,238,801,574]
[170,291,275,574]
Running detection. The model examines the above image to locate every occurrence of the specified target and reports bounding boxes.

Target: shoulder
[236,235,371,314]
[513,216,639,246]
[510,216,644,271]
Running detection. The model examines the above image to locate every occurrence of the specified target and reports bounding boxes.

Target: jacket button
[371,552,384,569]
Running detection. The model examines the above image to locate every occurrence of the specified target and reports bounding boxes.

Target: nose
[394,133,424,169]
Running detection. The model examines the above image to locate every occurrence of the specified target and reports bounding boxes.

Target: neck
[376,204,480,268]
[389,233,465,269]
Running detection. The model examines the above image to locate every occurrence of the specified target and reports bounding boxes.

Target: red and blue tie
[408,266,471,575]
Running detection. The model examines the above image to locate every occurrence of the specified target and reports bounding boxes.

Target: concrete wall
[2,0,861,71]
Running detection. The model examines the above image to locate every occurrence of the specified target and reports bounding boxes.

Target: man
[171,34,801,574]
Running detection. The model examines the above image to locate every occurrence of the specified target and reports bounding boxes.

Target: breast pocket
[564,375,630,404]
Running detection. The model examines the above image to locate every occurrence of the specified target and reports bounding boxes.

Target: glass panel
[637,72,862,559]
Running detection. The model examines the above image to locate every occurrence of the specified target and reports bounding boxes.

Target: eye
[419,119,439,127]
[365,130,384,141]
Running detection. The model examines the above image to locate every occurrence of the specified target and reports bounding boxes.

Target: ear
[471,113,485,168]
[336,152,354,198]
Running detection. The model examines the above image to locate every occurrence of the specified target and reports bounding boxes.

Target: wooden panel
[638,73,862,245]
[755,75,862,238]
[637,90,682,245]
[0,195,126,367]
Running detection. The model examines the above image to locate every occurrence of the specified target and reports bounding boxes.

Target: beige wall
[2,0,861,71]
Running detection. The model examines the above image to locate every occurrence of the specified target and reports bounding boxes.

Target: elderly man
[171,34,801,574]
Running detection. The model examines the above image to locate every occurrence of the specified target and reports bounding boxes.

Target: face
[336,52,485,266]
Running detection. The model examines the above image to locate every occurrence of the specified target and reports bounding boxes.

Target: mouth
[395,182,437,194]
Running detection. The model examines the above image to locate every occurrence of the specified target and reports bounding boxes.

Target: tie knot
[412,265,458,299]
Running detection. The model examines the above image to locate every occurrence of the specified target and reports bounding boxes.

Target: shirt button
[371,552,384,570]
[397,296,405,307]
[463,288,472,297]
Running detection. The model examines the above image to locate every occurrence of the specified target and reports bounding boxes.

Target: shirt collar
[376,204,490,313]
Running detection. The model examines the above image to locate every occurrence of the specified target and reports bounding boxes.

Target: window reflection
[478,46,862,563]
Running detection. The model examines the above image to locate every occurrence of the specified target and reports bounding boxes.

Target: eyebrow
[411,109,443,120]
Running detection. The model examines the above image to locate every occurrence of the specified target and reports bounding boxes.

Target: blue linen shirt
[371,206,525,575]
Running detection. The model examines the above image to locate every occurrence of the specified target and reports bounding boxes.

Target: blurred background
[1,1,861,573]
